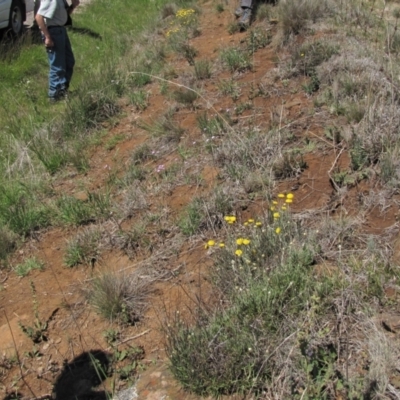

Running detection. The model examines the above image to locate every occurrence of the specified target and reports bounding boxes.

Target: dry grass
[88,268,156,324]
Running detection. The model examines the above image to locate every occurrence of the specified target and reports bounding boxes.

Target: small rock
[73,191,88,202]
[381,313,400,333]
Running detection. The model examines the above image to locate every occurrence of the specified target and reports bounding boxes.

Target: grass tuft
[88,269,153,324]
[14,257,44,277]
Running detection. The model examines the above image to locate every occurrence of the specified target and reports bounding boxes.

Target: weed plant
[167,200,325,396]
[64,227,102,267]
[197,113,228,136]
[217,79,241,101]
[18,281,48,343]
[178,197,204,236]
[0,183,51,237]
[172,88,199,107]
[0,227,16,263]
[220,47,253,72]
[246,27,272,52]
[129,90,149,111]
[194,60,212,80]
[167,195,400,397]
[14,257,44,277]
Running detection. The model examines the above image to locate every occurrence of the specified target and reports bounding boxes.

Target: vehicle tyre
[8,0,25,36]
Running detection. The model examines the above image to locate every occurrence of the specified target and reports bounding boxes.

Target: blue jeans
[45,26,75,99]
[240,0,253,7]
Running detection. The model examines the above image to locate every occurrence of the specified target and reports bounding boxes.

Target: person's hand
[44,36,54,48]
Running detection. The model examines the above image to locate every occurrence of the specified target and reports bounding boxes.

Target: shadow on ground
[52,350,110,400]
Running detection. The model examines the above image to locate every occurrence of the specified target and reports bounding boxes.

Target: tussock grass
[0,182,51,237]
[315,39,400,184]
[139,113,185,143]
[277,0,332,39]
[88,269,154,324]
[214,127,289,184]
[0,227,16,264]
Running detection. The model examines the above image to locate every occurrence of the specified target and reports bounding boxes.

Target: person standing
[35,0,80,102]
[235,0,253,27]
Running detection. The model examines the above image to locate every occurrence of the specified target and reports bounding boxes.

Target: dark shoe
[239,8,252,27]
[234,6,243,17]
[49,90,67,103]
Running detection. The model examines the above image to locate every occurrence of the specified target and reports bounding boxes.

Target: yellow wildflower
[255,221,262,227]
[285,199,293,204]
[205,239,215,249]
[270,206,275,211]
[219,242,225,248]
[281,206,287,211]
[235,249,243,256]
[236,238,244,245]
[273,212,280,219]
[278,193,285,198]
[248,218,255,223]
[275,227,281,234]
[224,215,236,224]
[286,193,294,199]
[272,201,278,205]
[243,239,251,245]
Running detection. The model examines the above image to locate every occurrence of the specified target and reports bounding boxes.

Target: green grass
[0,0,186,256]
[14,257,44,277]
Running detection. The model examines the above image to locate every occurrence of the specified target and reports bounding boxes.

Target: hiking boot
[49,89,68,103]
[238,7,252,28]
[234,6,243,17]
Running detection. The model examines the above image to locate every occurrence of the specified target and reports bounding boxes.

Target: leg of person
[47,27,68,100]
[235,0,253,17]
[235,3,244,17]
[239,0,253,27]
[64,32,75,91]
[241,0,253,7]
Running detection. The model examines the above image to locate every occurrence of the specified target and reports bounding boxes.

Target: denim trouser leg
[240,0,253,8]
[64,33,75,89]
[46,26,75,98]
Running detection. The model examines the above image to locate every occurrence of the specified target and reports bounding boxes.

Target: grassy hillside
[2,0,400,398]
